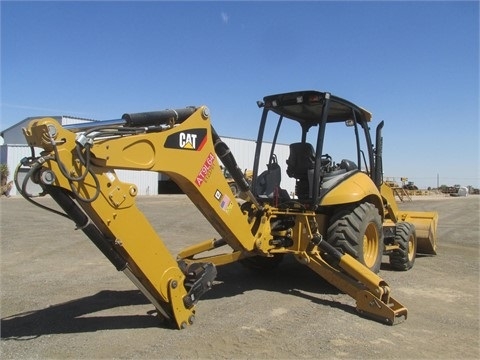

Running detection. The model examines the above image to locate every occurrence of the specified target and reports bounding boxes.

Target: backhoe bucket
[397,211,438,254]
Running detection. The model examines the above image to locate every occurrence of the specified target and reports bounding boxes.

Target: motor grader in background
[16,90,438,329]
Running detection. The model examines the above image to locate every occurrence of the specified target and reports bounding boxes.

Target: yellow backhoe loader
[16,90,438,329]
[222,166,253,198]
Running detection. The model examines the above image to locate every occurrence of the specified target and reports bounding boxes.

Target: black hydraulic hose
[121,107,197,127]
[47,135,100,203]
[311,233,343,266]
[15,156,70,219]
[211,127,261,209]
[211,127,250,193]
[16,156,49,198]
[44,185,127,271]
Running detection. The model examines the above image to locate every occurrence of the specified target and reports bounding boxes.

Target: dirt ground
[1,194,479,359]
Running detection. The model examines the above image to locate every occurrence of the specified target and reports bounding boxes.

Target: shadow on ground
[1,289,158,340]
[2,255,355,339]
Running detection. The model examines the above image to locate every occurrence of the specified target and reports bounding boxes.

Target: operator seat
[286,142,316,200]
[286,142,315,180]
[255,155,290,202]
[256,162,281,197]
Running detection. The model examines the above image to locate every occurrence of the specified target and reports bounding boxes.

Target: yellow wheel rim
[408,235,415,262]
[363,223,379,268]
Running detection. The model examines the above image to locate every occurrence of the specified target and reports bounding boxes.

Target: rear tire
[389,222,416,271]
[327,202,384,273]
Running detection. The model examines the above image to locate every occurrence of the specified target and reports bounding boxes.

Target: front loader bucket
[397,211,438,255]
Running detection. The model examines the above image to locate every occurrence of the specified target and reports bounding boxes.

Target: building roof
[1,116,96,144]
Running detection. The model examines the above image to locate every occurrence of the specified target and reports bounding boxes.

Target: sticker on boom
[195,152,216,186]
[214,190,233,213]
[164,129,207,151]
[219,194,233,213]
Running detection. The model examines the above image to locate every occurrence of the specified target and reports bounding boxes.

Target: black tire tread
[389,222,416,271]
[327,202,384,273]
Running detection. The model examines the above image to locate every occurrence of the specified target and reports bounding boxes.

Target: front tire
[327,202,384,273]
[389,222,416,271]
[229,183,239,197]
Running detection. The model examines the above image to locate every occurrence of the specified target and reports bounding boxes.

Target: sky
[1,1,479,189]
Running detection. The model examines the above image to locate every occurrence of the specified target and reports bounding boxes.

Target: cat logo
[179,132,197,149]
[164,129,207,151]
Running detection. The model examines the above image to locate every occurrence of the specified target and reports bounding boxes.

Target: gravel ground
[1,194,479,359]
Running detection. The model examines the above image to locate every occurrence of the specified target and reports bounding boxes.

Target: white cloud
[221,12,229,24]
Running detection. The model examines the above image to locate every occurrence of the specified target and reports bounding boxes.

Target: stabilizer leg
[303,233,407,325]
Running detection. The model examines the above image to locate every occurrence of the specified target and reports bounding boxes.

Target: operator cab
[252,90,378,208]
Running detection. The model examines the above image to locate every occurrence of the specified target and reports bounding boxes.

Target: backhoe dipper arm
[19,106,258,329]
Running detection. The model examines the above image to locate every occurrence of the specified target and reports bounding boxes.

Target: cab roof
[261,90,372,126]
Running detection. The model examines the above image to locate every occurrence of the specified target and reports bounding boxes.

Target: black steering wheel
[320,154,332,168]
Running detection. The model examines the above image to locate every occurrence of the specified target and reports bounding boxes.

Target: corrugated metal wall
[116,170,158,196]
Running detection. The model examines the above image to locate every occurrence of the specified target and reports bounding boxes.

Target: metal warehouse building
[1,116,296,197]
